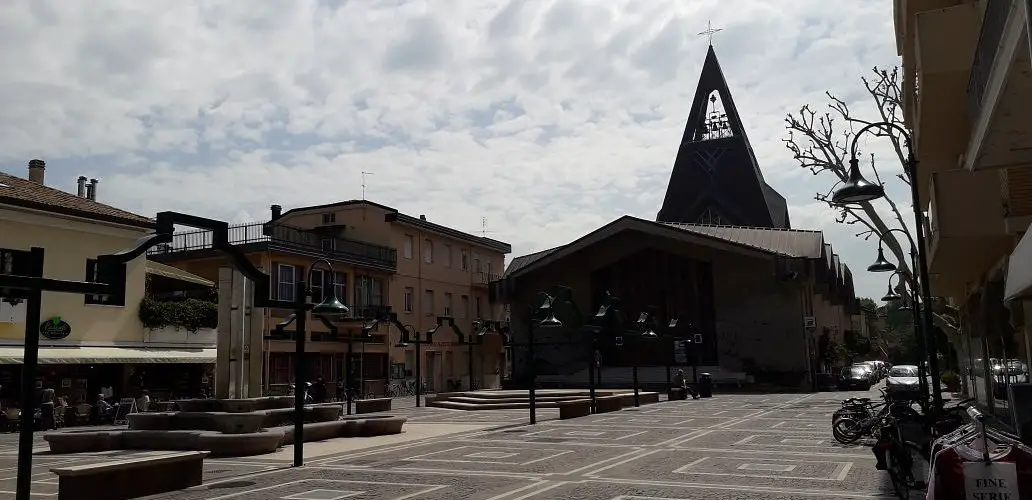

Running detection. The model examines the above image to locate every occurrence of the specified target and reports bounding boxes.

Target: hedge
[138,297,218,332]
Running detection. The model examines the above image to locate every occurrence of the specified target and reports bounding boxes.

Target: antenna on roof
[361,171,373,200]
[480,217,500,238]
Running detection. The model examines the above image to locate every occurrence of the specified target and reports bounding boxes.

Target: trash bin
[699,373,713,398]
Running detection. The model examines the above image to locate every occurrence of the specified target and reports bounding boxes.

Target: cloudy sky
[0,0,910,301]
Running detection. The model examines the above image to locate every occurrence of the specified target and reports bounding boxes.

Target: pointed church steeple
[656,46,789,229]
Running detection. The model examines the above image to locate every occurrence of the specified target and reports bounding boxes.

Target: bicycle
[872,397,973,499]
[834,389,922,444]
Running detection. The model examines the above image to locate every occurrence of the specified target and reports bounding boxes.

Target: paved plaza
[0,390,901,499]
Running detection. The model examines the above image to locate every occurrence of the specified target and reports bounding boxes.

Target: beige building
[893,0,1032,429]
[153,200,511,397]
[0,160,216,407]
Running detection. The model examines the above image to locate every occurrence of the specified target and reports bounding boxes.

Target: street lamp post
[0,211,353,499]
[364,307,434,408]
[881,270,930,401]
[632,311,660,407]
[0,245,146,500]
[831,122,943,413]
[256,258,349,466]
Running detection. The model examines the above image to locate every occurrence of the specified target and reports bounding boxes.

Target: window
[460,249,469,270]
[473,254,481,273]
[354,275,385,310]
[697,207,728,225]
[424,290,434,315]
[475,297,482,318]
[277,264,296,301]
[404,287,414,313]
[269,353,292,385]
[423,239,433,263]
[332,271,347,303]
[443,244,452,267]
[309,269,324,303]
[460,295,469,318]
[444,292,453,316]
[322,212,336,224]
[487,262,493,277]
[321,238,335,252]
[84,259,115,305]
[403,235,414,259]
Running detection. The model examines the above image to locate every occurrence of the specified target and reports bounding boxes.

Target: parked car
[851,363,877,385]
[839,365,872,390]
[886,364,921,397]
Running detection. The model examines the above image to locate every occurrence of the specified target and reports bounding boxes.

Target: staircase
[537,366,750,389]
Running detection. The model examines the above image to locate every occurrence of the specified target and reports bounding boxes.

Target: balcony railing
[473,271,501,286]
[148,221,397,270]
[967,0,1012,122]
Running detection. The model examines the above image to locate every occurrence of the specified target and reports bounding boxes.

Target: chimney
[76,176,87,197]
[87,178,98,201]
[271,204,282,220]
[419,214,426,221]
[27,159,45,184]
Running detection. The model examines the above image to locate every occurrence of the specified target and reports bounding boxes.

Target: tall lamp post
[544,287,619,413]
[362,308,430,407]
[831,122,943,413]
[257,258,349,466]
[880,270,930,401]
[631,310,660,407]
[0,213,352,500]
[0,245,147,500]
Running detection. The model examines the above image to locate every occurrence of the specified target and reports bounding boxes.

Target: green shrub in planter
[940,370,961,391]
[138,297,218,332]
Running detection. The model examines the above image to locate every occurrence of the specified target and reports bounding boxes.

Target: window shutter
[271,261,282,299]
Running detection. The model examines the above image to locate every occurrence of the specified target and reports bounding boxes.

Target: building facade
[496,217,859,390]
[152,200,511,398]
[893,0,1032,431]
[0,160,216,408]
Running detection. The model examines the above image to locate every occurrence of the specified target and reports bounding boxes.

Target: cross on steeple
[698,20,722,46]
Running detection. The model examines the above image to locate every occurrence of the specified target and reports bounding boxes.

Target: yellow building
[152,200,511,398]
[894,0,1032,429]
[0,160,216,407]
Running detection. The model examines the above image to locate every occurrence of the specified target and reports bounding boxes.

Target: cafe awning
[0,346,216,364]
[1005,229,1032,301]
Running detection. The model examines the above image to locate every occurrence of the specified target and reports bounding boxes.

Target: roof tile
[0,171,152,228]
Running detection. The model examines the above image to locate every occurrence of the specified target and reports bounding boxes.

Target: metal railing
[473,271,501,285]
[967,0,1012,123]
[147,221,397,269]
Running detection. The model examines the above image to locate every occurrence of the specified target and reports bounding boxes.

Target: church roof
[656,45,789,229]
[503,216,830,279]
[661,223,823,258]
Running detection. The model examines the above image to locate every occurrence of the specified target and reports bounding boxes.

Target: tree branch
[784,67,918,287]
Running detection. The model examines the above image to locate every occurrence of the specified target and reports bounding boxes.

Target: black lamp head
[881,284,901,303]
[868,247,897,273]
[831,158,886,205]
[539,311,563,328]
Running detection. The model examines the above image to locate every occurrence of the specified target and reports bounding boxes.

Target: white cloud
[0,0,911,300]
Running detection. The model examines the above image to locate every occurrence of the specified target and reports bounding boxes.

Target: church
[492,46,860,390]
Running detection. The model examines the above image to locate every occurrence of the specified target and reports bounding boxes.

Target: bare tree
[783,67,958,335]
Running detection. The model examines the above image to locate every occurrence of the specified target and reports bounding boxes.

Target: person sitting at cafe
[93,394,113,424]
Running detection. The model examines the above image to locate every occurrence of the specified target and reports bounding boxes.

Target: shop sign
[39,316,71,340]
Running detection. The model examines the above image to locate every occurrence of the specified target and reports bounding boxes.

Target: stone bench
[558,399,591,419]
[50,451,209,500]
[355,398,392,414]
[595,395,624,413]
[669,388,686,401]
[639,392,660,404]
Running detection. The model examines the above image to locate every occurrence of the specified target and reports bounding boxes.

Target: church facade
[492,46,860,390]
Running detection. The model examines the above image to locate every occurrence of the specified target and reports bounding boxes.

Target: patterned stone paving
[1,390,901,499]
